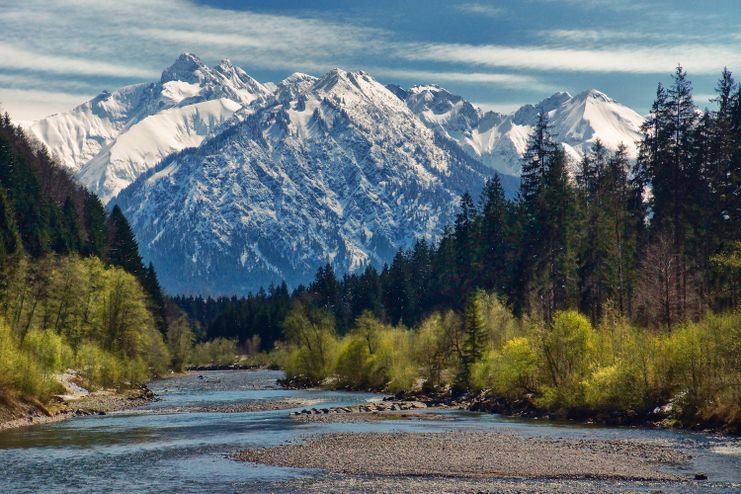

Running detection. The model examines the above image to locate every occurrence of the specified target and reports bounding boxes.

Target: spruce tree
[478,176,510,296]
[106,205,145,279]
[83,192,108,257]
[144,262,167,333]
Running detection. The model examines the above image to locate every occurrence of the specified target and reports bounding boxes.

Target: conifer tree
[143,262,167,333]
[0,186,21,274]
[454,192,479,299]
[478,176,510,296]
[83,192,108,257]
[106,205,145,279]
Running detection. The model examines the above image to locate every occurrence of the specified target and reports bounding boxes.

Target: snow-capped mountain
[29,53,645,295]
[395,85,644,176]
[113,68,493,295]
[29,53,272,202]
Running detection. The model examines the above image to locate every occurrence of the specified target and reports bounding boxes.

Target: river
[0,370,739,493]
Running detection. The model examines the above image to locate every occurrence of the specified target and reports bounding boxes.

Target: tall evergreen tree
[83,192,108,257]
[106,205,145,279]
[478,176,511,296]
[143,262,167,333]
[515,114,577,322]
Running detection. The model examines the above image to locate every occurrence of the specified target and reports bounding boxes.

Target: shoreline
[278,380,738,435]
[0,385,155,432]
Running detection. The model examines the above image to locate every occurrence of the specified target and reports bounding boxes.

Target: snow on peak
[402,86,642,176]
[112,64,496,295]
[575,88,613,103]
[160,52,208,84]
[30,54,272,201]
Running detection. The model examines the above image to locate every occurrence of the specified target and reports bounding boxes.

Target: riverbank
[237,430,705,491]
[278,378,738,434]
[0,372,155,431]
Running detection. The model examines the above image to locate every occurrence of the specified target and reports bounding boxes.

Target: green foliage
[0,319,61,399]
[658,312,741,425]
[22,328,73,373]
[471,337,538,398]
[279,302,337,384]
[0,255,171,397]
[273,283,741,429]
[167,315,194,372]
[190,338,237,367]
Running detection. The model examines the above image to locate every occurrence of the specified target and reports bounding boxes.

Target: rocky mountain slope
[396,85,644,176]
[29,54,645,294]
[28,53,272,202]
[113,68,492,294]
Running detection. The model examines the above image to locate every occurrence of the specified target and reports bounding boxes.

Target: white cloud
[0,88,92,121]
[0,43,159,79]
[0,0,737,121]
[540,29,722,45]
[402,42,741,74]
[369,68,549,90]
[456,3,504,17]
[0,0,385,78]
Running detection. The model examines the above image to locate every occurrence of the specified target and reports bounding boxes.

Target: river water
[0,370,739,493]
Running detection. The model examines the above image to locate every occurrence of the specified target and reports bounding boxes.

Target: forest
[0,114,182,402]
[178,66,741,430]
[1,65,739,431]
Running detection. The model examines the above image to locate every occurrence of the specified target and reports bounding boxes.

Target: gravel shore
[0,386,154,431]
[237,431,690,483]
[291,410,453,423]
[141,398,325,415]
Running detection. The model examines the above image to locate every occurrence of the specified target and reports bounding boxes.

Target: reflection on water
[0,370,739,493]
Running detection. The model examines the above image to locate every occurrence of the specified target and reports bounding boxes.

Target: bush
[167,316,194,372]
[536,311,594,409]
[659,312,741,426]
[75,342,124,389]
[471,337,538,398]
[334,332,377,388]
[22,329,73,373]
[190,338,238,367]
[0,321,61,399]
[279,303,337,384]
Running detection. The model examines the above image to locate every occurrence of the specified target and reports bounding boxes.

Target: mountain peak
[575,88,613,103]
[161,52,208,84]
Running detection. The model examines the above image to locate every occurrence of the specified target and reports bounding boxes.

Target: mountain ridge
[112,65,494,294]
[28,54,646,295]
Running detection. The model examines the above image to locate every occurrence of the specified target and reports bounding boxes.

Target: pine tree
[478,176,510,296]
[576,143,643,323]
[515,114,577,322]
[143,262,167,333]
[455,289,487,391]
[0,186,22,291]
[454,192,479,299]
[106,205,145,279]
[83,192,108,257]
[520,113,556,206]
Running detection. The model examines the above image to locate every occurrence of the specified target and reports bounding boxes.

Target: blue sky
[1,0,739,121]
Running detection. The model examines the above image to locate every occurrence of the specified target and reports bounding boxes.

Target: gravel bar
[236,431,690,482]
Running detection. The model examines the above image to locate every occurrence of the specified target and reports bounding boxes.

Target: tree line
[0,114,177,400]
[178,66,740,348]
[0,115,168,332]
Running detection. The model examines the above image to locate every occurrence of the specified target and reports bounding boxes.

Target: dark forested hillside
[0,114,171,402]
[0,115,167,330]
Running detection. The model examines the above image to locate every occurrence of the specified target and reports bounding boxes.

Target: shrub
[190,338,238,367]
[75,342,123,389]
[22,329,73,373]
[535,311,595,409]
[472,337,539,398]
[279,303,337,384]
